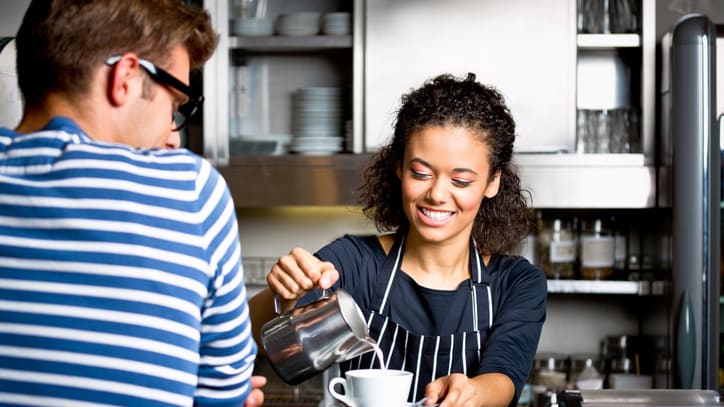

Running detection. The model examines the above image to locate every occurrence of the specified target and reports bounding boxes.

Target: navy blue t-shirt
[305,234,547,401]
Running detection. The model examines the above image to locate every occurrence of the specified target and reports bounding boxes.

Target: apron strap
[369,231,406,313]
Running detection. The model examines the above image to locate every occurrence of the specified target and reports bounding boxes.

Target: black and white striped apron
[340,234,494,402]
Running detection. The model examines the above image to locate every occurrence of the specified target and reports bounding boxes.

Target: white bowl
[276,12,321,36]
[231,18,274,37]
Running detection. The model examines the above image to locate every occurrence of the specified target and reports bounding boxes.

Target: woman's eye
[410,168,429,179]
[452,179,473,187]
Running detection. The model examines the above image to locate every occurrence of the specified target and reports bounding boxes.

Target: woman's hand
[424,372,514,407]
[424,373,478,407]
[266,247,339,308]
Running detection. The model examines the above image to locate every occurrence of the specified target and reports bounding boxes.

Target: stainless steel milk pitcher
[261,288,373,385]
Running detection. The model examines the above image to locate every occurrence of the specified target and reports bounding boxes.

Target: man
[0,0,264,405]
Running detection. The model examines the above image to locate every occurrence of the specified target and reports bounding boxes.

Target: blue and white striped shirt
[0,117,257,406]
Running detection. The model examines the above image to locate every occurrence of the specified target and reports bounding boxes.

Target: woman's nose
[426,177,448,203]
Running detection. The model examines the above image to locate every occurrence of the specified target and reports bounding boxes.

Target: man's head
[15,0,218,148]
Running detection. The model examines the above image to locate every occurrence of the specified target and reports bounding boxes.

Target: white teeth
[421,208,452,220]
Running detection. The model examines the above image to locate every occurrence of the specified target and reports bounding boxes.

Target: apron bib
[340,232,494,402]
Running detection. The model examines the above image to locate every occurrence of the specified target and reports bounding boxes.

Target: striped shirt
[0,117,257,406]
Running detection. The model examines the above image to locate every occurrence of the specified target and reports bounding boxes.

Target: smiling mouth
[420,207,453,221]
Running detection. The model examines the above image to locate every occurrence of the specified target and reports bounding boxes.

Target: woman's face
[397,125,500,245]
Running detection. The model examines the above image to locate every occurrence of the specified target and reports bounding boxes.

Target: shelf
[514,153,646,167]
[219,154,372,207]
[229,35,352,51]
[515,153,656,208]
[547,279,668,295]
[215,153,657,208]
[577,33,641,49]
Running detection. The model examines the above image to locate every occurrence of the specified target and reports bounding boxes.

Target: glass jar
[579,219,615,280]
[569,354,603,390]
[532,353,568,393]
[538,219,576,279]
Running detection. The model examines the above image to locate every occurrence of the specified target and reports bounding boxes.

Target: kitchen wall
[235,206,376,257]
[0,1,30,36]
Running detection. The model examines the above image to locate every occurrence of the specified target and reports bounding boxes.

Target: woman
[249,73,546,407]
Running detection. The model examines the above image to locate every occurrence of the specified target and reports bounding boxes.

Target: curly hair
[358,73,535,255]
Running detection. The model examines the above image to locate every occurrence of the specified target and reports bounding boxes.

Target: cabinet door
[364,0,575,152]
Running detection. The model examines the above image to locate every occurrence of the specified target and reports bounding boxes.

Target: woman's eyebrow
[410,157,478,175]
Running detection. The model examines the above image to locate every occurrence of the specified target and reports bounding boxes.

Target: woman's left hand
[424,372,514,407]
[424,373,478,407]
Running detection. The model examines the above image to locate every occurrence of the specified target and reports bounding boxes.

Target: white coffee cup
[328,369,413,407]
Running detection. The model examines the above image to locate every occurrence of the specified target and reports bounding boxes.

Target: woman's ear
[484,169,501,198]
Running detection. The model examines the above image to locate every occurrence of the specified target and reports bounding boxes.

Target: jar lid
[533,353,568,372]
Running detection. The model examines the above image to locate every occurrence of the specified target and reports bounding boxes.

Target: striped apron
[340,234,494,402]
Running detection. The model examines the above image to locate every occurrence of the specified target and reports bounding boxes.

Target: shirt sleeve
[193,164,258,406]
[311,234,383,310]
[478,256,547,405]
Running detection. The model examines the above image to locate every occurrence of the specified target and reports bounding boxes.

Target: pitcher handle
[328,376,354,407]
[273,288,329,315]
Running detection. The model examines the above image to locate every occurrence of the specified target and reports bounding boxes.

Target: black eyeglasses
[105,55,204,132]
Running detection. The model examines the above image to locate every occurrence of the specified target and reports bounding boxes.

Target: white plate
[290,144,344,153]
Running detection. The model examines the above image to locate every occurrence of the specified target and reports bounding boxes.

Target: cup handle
[328,377,354,406]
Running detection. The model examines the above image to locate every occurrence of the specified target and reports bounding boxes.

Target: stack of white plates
[289,136,345,155]
[276,12,321,36]
[322,12,351,35]
[290,87,346,155]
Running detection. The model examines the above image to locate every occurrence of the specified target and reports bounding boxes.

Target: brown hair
[15,0,218,108]
[358,73,535,256]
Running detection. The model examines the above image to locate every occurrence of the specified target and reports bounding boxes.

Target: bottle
[538,219,576,279]
[610,216,628,278]
[579,219,615,280]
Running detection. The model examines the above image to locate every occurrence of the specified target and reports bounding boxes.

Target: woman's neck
[400,231,471,290]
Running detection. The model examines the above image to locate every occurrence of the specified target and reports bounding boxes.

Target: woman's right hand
[266,247,339,304]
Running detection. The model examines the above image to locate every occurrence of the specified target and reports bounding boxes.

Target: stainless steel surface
[203,0,357,167]
[352,0,364,154]
[204,0,663,209]
[219,154,370,207]
[229,34,352,49]
[203,0,231,166]
[560,389,721,406]
[219,153,657,208]
[515,153,656,208]
[261,289,372,385]
[546,279,667,295]
[667,14,720,390]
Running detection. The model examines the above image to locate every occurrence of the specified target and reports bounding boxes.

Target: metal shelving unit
[547,279,669,295]
[230,35,352,50]
[577,33,641,48]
